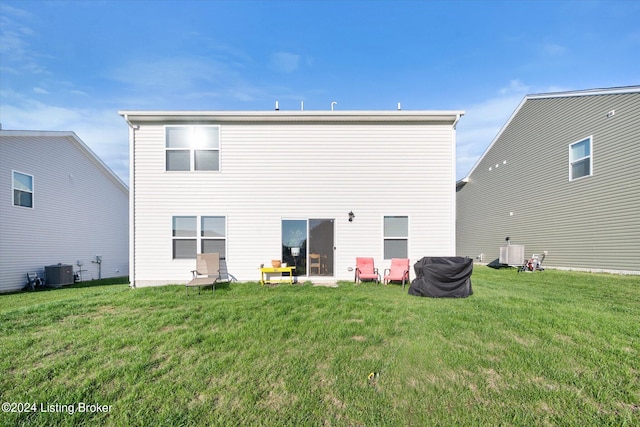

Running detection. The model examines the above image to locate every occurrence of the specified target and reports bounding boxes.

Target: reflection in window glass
[282,219,308,276]
[194,150,219,171]
[383,216,408,259]
[13,171,33,208]
[165,126,220,171]
[173,216,196,237]
[201,216,225,237]
[172,216,226,259]
[569,137,592,180]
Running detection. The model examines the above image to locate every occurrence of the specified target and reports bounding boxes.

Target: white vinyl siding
[0,131,129,292]
[125,112,460,286]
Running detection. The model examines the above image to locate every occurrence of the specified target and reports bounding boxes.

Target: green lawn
[1,267,638,426]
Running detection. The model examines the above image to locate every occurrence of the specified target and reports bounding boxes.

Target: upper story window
[13,171,33,208]
[166,126,220,171]
[569,136,592,181]
[383,215,408,259]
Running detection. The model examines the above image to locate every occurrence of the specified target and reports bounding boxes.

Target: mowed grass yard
[1,267,638,426]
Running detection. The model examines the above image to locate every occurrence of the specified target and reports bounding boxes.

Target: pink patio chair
[383,258,411,289]
[355,257,380,284]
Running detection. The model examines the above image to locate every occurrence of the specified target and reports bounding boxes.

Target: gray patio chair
[186,253,221,295]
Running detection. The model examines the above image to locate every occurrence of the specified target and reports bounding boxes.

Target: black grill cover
[408,257,473,298]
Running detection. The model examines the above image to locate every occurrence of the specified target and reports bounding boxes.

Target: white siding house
[120,110,464,287]
[0,130,129,292]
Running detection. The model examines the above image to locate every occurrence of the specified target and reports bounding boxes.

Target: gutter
[121,114,138,289]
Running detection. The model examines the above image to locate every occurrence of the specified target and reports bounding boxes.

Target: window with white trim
[201,216,226,259]
[166,126,220,171]
[569,136,592,181]
[13,171,33,208]
[383,216,408,259]
[172,215,226,259]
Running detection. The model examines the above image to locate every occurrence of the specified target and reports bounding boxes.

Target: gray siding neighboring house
[456,86,640,274]
[0,130,129,292]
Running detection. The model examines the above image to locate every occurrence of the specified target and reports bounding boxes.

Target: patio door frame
[281,217,335,278]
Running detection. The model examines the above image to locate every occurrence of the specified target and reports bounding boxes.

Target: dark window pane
[166,150,191,171]
[384,239,408,259]
[572,158,591,179]
[173,239,196,259]
[194,150,219,171]
[14,190,33,208]
[202,239,226,259]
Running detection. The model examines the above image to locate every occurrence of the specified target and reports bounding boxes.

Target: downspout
[123,114,138,289]
[451,113,462,256]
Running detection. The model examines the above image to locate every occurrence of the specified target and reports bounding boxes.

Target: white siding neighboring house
[456,86,640,274]
[120,110,464,287]
[0,130,129,292]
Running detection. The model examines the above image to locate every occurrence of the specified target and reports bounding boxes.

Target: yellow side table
[260,266,295,285]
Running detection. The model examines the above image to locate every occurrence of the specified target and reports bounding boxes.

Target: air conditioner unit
[499,245,524,266]
[45,264,74,287]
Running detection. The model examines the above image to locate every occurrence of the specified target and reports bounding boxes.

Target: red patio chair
[355,257,380,284]
[383,258,411,289]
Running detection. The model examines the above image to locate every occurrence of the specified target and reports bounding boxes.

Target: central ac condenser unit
[45,264,74,287]
[499,245,524,266]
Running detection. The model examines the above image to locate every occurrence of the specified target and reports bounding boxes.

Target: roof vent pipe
[275,101,279,111]
[331,101,337,111]
[397,102,401,110]
[301,101,304,111]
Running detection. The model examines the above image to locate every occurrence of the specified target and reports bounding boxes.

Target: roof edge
[119,109,465,124]
[527,85,640,100]
[459,85,640,181]
[1,130,128,194]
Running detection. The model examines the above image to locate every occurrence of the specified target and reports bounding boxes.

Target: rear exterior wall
[131,120,457,285]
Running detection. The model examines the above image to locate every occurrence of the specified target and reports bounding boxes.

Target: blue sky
[1,0,639,184]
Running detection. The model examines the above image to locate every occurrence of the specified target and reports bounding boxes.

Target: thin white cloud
[108,54,279,109]
[0,4,47,75]
[109,57,223,91]
[33,86,49,94]
[456,88,528,179]
[542,43,566,56]
[499,79,530,95]
[269,52,301,73]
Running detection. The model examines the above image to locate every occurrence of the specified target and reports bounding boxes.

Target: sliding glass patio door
[282,218,334,277]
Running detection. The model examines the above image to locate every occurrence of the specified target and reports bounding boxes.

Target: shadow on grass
[4,277,129,296]
[67,276,130,289]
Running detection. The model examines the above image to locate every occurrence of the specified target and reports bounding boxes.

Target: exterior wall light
[348,211,355,222]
